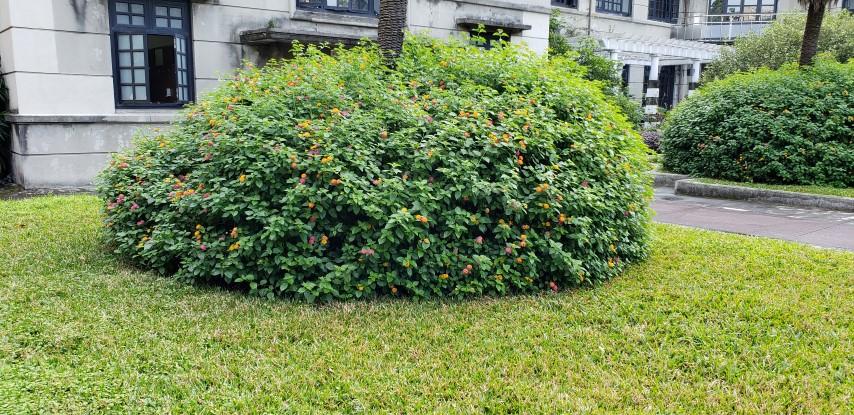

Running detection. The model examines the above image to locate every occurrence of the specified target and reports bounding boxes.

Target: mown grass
[695,178,854,199]
[1,195,852,414]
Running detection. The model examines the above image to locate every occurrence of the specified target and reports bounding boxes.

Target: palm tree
[797,0,839,66]
[377,0,407,61]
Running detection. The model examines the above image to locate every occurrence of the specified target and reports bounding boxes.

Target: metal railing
[671,12,780,42]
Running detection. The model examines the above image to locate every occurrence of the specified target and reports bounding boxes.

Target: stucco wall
[408,0,551,53]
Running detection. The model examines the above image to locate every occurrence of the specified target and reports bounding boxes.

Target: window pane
[119,52,131,67]
[118,35,130,50]
[117,2,129,13]
[156,17,168,27]
[155,6,167,15]
[132,15,144,26]
[132,34,144,49]
[131,3,144,14]
[180,55,186,68]
[170,7,182,17]
[352,0,369,10]
[120,69,132,83]
[122,85,134,100]
[117,15,130,25]
[135,86,147,100]
[134,69,146,83]
[171,19,182,29]
[133,51,145,66]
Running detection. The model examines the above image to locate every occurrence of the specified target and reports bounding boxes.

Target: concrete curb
[673,179,854,213]
[652,172,691,188]
[0,185,96,201]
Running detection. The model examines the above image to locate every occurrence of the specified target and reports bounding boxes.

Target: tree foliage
[548,10,644,128]
[702,11,854,82]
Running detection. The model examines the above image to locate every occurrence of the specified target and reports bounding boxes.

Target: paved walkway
[652,187,854,251]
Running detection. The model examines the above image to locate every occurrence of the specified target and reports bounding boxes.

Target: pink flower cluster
[360,248,376,255]
[106,194,126,211]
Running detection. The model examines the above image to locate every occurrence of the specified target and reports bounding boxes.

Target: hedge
[661,59,854,187]
[98,34,652,302]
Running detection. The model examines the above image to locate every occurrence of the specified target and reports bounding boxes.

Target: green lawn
[1,196,852,414]
[694,178,854,199]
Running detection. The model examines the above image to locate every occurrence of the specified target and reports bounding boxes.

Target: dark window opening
[297,0,378,15]
[642,65,650,94]
[110,0,193,108]
[658,65,676,109]
[597,0,632,16]
[552,0,579,8]
[648,0,679,23]
[621,64,630,89]
[844,0,853,11]
[470,30,510,50]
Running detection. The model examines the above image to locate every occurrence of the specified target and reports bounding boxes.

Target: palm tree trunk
[377,0,407,62]
[798,1,826,66]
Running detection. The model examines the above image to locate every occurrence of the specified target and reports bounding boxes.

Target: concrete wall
[555,0,672,39]
[408,0,551,53]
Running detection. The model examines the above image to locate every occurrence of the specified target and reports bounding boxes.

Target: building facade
[554,0,851,112]
[0,0,847,187]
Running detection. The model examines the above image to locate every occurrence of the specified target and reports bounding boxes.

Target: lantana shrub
[661,60,854,186]
[98,35,652,302]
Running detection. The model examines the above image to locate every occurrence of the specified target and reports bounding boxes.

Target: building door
[658,65,676,109]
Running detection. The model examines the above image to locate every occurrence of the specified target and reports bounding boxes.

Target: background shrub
[98,35,652,302]
[661,59,854,186]
[641,131,660,153]
[702,11,854,83]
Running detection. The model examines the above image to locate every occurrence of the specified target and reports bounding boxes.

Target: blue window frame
[597,0,632,16]
[648,0,679,23]
[110,0,194,108]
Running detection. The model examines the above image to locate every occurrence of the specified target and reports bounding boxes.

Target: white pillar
[688,59,701,96]
[607,49,622,92]
[645,54,660,121]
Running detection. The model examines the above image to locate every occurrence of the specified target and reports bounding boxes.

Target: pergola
[569,34,721,117]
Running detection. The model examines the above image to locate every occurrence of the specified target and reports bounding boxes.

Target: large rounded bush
[98,35,652,302]
[662,60,854,186]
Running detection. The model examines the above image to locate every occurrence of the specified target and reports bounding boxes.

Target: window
[470,30,511,50]
[708,0,777,21]
[552,0,579,8]
[297,0,379,15]
[110,0,193,107]
[844,0,853,11]
[621,64,630,89]
[648,0,679,23]
[597,0,632,16]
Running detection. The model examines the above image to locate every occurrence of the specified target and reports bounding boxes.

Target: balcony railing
[671,12,781,42]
